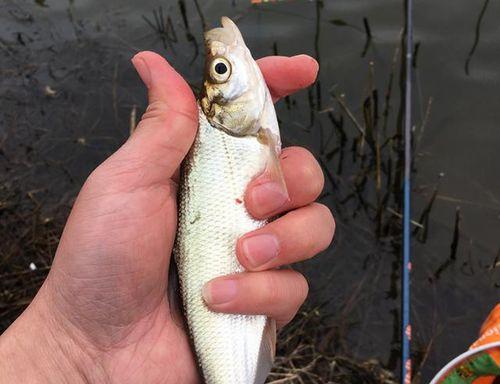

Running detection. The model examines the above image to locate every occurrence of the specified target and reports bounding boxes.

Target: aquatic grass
[430,207,461,282]
[465,0,490,75]
[413,174,442,243]
[268,307,397,384]
[142,6,178,51]
[177,0,200,64]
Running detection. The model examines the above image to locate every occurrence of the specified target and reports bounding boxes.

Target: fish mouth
[204,16,245,47]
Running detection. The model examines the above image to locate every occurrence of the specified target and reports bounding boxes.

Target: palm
[46,156,199,382]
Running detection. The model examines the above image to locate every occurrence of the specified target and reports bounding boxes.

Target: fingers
[203,270,308,328]
[95,51,198,190]
[257,55,319,103]
[237,203,335,271]
[245,146,324,219]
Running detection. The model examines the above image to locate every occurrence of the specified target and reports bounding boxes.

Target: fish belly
[175,111,272,384]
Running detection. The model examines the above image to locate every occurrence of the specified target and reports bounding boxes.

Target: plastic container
[430,304,500,384]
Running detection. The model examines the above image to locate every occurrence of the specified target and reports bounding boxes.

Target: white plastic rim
[430,341,500,384]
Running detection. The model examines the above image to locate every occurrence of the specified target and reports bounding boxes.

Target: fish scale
[175,109,272,384]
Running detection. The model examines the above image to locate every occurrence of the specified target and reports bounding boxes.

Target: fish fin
[220,17,245,45]
[254,318,277,384]
[257,128,289,199]
[205,17,244,47]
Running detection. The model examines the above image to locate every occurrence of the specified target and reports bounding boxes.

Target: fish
[174,16,286,384]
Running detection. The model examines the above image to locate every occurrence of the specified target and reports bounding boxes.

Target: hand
[0,52,334,384]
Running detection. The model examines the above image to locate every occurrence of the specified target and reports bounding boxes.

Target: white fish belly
[175,111,271,384]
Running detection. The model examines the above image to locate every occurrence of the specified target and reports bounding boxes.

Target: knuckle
[261,273,283,306]
[281,270,309,304]
[297,149,324,198]
[261,271,309,315]
[308,161,325,198]
[280,146,324,201]
[312,203,336,246]
[81,155,152,198]
[139,100,198,129]
[300,227,317,260]
[294,272,309,304]
[141,101,171,124]
[275,272,309,327]
[292,203,335,258]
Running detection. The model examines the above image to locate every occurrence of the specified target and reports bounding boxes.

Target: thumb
[110,51,198,185]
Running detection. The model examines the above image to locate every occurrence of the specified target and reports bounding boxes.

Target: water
[0,0,499,382]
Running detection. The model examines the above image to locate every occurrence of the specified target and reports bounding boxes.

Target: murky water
[1,0,499,382]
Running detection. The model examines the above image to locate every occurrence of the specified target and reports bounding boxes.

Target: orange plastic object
[471,304,500,351]
[469,304,500,384]
[430,304,500,384]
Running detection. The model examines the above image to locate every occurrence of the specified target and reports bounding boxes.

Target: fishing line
[402,0,413,382]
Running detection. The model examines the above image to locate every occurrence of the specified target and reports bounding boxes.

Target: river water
[0,0,499,382]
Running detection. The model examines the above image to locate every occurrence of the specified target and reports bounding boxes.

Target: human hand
[0,52,334,384]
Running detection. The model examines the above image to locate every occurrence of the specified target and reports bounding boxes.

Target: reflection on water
[0,0,499,382]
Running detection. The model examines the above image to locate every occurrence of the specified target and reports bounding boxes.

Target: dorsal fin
[205,16,245,47]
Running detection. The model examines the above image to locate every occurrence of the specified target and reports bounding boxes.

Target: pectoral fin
[258,128,289,199]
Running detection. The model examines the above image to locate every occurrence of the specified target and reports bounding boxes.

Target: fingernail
[202,279,238,305]
[293,54,319,73]
[240,233,279,268]
[132,55,151,87]
[249,182,289,217]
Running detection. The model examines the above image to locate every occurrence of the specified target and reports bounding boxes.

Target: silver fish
[174,17,285,384]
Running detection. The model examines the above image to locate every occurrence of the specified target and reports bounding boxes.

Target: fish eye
[215,62,228,75]
[209,57,232,83]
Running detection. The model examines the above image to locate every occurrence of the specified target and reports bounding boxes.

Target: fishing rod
[402,0,413,382]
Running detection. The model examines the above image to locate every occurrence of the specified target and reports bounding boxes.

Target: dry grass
[268,308,396,384]
[0,184,65,331]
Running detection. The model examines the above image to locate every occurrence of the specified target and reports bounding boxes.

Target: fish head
[201,17,271,137]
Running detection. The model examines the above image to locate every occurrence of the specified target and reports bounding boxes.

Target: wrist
[0,286,108,384]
